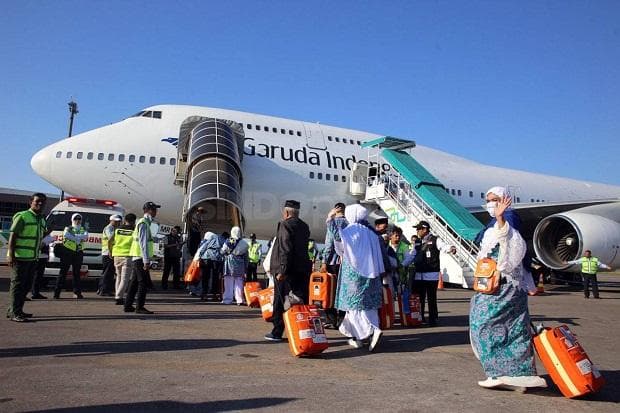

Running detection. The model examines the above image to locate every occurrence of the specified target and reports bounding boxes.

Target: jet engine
[533,203,620,270]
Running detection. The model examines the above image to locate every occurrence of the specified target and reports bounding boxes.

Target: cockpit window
[130,110,162,119]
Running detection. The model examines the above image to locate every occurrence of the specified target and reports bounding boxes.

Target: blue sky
[2,0,619,194]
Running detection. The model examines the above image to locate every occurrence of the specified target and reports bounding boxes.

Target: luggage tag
[559,326,577,350]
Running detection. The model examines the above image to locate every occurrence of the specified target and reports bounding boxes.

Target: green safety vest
[308,243,316,261]
[248,242,261,263]
[129,217,154,259]
[10,209,45,260]
[394,241,411,282]
[112,228,134,257]
[63,226,86,252]
[581,257,600,275]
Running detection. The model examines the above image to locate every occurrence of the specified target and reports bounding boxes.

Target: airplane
[30,104,620,272]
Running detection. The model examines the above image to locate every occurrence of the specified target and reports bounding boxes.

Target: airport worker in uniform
[246,233,262,283]
[320,202,349,328]
[412,220,456,326]
[98,214,122,296]
[161,226,184,290]
[264,200,311,342]
[220,226,249,305]
[54,213,89,299]
[112,213,136,305]
[564,250,612,299]
[470,190,547,391]
[6,193,47,322]
[124,202,160,314]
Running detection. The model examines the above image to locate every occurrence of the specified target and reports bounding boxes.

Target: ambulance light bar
[67,197,118,206]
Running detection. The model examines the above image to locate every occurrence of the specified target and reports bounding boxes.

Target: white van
[45,197,125,278]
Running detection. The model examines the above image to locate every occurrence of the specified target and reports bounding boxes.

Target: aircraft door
[304,123,326,150]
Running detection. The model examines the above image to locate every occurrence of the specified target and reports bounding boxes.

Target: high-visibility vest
[394,241,411,281]
[11,209,45,260]
[63,226,86,252]
[308,242,316,261]
[129,217,154,259]
[581,257,600,275]
[248,242,261,263]
[101,224,114,254]
[112,228,134,257]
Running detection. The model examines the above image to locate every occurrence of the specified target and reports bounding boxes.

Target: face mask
[486,201,497,217]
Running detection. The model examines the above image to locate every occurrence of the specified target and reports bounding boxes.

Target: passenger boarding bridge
[351,137,484,288]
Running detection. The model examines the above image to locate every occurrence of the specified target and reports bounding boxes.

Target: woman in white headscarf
[220,226,249,305]
[335,204,385,352]
[469,187,547,391]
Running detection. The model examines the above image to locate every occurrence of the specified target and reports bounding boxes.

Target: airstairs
[355,137,484,288]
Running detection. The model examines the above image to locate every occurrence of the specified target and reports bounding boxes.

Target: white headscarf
[230,226,242,240]
[340,204,385,278]
[486,186,509,200]
[71,213,82,229]
[226,226,248,255]
[203,231,215,240]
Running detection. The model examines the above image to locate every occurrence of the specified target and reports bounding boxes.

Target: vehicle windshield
[46,211,111,233]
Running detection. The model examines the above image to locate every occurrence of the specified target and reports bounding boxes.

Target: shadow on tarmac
[12,310,260,323]
[0,338,270,359]
[526,370,620,404]
[23,397,298,412]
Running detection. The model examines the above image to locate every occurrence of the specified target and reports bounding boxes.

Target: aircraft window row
[244,123,302,137]
[131,110,163,119]
[444,187,522,203]
[308,172,347,182]
[55,151,176,166]
[327,135,362,146]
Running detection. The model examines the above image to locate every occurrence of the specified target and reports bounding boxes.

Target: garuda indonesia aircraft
[30,104,620,274]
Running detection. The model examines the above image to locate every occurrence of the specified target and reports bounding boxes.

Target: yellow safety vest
[129,217,154,259]
[112,228,134,257]
[10,209,45,260]
[248,242,261,263]
[63,226,86,252]
[581,257,599,275]
[101,224,114,254]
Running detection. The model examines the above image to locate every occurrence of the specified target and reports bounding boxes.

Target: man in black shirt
[161,226,184,290]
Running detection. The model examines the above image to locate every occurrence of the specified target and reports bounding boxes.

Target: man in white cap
[54,213,89,299]
[97,214,122,296]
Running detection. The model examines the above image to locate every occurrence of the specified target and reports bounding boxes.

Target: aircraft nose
[31,146,52,179]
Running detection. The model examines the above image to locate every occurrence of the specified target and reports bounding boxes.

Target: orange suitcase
[533,325,605,398]
[308,272,337,309]
[244,282,262,308]
[397,290,423,327]
[379,285,394,330]
[284,304,329,357]
[258,288,274,322]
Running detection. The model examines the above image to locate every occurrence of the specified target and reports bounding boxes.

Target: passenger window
[55,151,62,158]
[350,140,355,145]
[119,154,125,161]
[159,157,166,165]
[98,153,104,160]
[281,129,286,134]
[77,152,83,159]
[152,111,162,119]
[328,136,333,141]
[536,199,540,202]
[289,130,294,135]
[333,175,338,182]
[357,141,361,145]
[170,158,176,165]
[129,155,135,162]
[87,152,93,160]
[516,197,521,203]
[256,125,261,131]
[272,127,277,133]
[66,151,72,159]
[341,176,346,182]
[247,124,252,129]
[149,156,156,164]
[142,111,152,117]
[531,198,534,203]
[469,191,473,198]
[326,174,331,181]
[139,156,145,163]
[297,131,301,136]
[108,153,114,161]
[264,126,269,131]
[343,139,348,144]
[309,172,315,179]
[317,172,323,179]
[446,188,450,193]
[451,189,455,195]
[457,189,462,196]
[335,137,340,142]
[481,192,485,199]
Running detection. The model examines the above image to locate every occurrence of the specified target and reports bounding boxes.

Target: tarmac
[0,267,618,413]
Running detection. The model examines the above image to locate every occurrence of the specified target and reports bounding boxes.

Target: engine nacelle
[534,207,620,270]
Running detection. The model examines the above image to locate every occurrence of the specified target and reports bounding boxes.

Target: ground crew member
[308,239,318,272]
[124,202,160,314]
[6,193,47,322]
[112,213,136,305]
[247,233,262,282]
[565,250,612,299]
[98,214,122,296]
[54,213,89,299]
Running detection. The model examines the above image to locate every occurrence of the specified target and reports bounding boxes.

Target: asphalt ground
[0,267,618,413]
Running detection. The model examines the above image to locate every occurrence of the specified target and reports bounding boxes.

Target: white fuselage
[31,104,620,239]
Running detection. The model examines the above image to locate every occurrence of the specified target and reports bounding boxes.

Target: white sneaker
[498,376,548,388]
[369,328,383,352]
[477,377,503,388]
[347,338,363,349]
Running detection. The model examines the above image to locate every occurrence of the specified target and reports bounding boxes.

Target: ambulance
[45,197,125,278]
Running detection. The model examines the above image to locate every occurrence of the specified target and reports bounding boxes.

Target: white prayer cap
[345,204,369,224]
